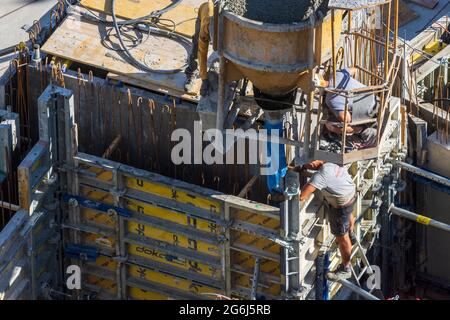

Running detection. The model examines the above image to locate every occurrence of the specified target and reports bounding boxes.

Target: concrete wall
[422,132,450,281]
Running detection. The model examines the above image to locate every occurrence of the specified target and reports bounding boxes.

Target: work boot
[200,79,210,96]
[184,72,198,93]
[349,231,357,246]
[326,264,352,281]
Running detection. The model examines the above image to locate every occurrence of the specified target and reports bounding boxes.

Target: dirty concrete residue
[224,0,329,24]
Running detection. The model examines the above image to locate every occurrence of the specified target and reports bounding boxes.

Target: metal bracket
[250,257,261,300]
[110,187,126,198]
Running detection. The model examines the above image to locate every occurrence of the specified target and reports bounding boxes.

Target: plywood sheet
[42,7,200,98]
[79,0,203,38]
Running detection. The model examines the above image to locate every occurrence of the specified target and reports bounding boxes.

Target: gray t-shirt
[325,69,376,121]
[309,163,356,208]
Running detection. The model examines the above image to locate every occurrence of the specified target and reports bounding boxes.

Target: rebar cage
[313,0,401,164]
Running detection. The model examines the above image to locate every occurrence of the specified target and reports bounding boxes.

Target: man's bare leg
[327,234,353,281]
[349,214,355,234]
[336,234,352,267]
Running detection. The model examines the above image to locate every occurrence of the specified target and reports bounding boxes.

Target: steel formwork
[0,75,406,300]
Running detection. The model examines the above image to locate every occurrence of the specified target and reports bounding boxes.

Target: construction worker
[184,0,217,96]
[298,160,356,281]
[316,67,378,148]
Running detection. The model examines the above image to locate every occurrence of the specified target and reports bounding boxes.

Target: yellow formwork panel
[78,184,222,256]
[125,177,222,213]
[232,251,280,277]
[79,163,114,183]
[86,275,117,295]
[95,256,117,270]
[83,232,116,250]
[74,160,286,300]
[128,265,222,297]
[79,185,220,235]
[80,185,114,204]
[233,273,281,296]
[128,244,222,279]
[128,221,220,257]
[87,257,222,299]
[412,41,447,64]
[82,207,116,229]
[233,209,280,230]
[124,197,221,235]
[232,230,280,256]
[129,287,170,300]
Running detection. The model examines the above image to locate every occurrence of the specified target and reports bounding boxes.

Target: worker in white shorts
[298,160,357,281]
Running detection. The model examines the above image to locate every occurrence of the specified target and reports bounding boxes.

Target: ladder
[349,237,374,287]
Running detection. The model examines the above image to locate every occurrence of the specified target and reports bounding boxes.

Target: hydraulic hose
[65,0,189,74]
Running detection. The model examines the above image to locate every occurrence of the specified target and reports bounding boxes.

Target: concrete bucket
[221,6,342,98]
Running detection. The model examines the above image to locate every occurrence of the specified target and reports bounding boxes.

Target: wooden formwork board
[79,0,202,38]
[41,6,203,99]
[66,152,285,300]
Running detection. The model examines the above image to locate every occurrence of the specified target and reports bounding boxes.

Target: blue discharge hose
[264,118,287,194]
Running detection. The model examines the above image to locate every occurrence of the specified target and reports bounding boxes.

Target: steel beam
[390,206,450,233]
[395,161,450,189]
[337,279,380,300]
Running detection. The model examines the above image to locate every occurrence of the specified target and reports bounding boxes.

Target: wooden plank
[41,7,201,97]
[79,0,202,38]
[409,0,439,9]
[107,73,200,103]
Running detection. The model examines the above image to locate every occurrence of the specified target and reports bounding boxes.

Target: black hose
[67,0,189,74]
[110,0,188,74]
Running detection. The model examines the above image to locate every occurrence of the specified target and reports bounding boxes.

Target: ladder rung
[357,266,369,280]
[287,256,299,261]
[286,272,299,276]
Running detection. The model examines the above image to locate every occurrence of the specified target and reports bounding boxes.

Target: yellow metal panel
[124,197,220,235]
[128,265,221,296]
[84,233,116,249]
[128,221,220,257]
[125,177,221,213]
[232,230,280,255]
[232,251,280,277]
[81,208,116,228]
[233,209,280,230]
[233,273,281,296]
[86,275,117,295]
[80,186,114,204]
[128,287,170,300]
[94,256,117,270]
[128,244,221,279]
[79,163,113,183]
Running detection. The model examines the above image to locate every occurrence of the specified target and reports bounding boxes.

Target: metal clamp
[110,188,126,198]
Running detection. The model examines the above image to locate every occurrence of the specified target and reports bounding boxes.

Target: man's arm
[299,184,317,202]
[337,111,354,134]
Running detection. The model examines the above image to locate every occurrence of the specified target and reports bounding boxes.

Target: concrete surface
[422,131,450,283]
[0,0,57,50]
[399,1,450,41]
